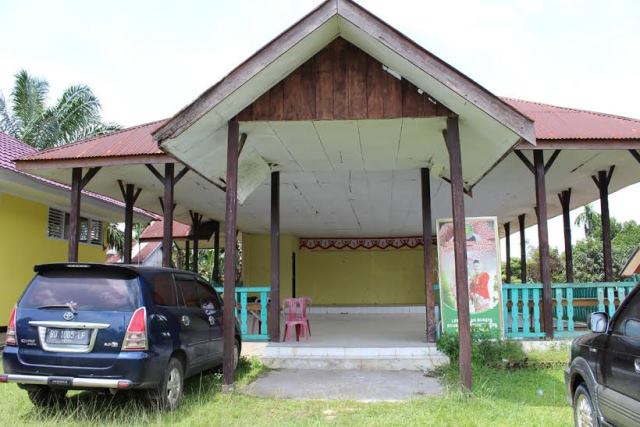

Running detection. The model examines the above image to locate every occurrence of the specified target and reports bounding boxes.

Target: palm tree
[575,204,601,239]
[0,70,120,149]
[106,224,125,255]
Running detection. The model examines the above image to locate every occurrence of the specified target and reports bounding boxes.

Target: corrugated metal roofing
[19,119,168,161]
[0,132,156,219]
[14,98,640,166]
[139,220,191,240]
[501,97,640,140]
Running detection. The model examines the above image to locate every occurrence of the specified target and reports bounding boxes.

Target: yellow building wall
[298,247,426,305]
[242,233,298,301]
[0,193,107,325]
[242,233,432,305]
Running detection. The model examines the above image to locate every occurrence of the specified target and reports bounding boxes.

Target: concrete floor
[275,313,426,347]
[241,369,443,402]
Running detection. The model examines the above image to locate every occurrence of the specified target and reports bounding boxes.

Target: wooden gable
[237,38,451,122]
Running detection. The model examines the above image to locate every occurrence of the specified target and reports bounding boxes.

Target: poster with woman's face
[436,217,503,335]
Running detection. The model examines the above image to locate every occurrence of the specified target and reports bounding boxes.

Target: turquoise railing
[503,282,637,339]
[215,286,270,342]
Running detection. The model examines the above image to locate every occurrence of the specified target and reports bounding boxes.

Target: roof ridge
[500,97,640,123]
[20,118,168,160]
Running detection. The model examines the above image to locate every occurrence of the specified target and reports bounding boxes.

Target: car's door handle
[635,359,640,374]
[181,315,191,327]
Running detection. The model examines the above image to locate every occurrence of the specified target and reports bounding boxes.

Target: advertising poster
[436,217,503,335]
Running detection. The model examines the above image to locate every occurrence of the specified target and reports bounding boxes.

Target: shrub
[436,326,526,367]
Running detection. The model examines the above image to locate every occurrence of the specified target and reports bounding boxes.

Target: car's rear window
[20,270,141,311]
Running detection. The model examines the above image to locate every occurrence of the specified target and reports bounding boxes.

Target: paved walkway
[241,369,443,402]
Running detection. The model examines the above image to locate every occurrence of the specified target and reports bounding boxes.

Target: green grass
[0,355,572,427]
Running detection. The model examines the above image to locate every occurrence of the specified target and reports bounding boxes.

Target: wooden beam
[269,171,281,342]
[162,163,175,268]
[222,119,239,391]
[504,222,512,283]
[421,168,436,342]
[68,167,83,262]
[80,167,101,189]
[516,139,640,150]
[534,151,553,339]
[238,133,248,155]
[558,189,573,282]
[15,154,174,171]
[518,214,527,283]
[145,164,165,184]
[629,149,640,164]
[514,151,534,175]
[544,150,561,174]
[444,116,472,391]
[593,167,615,281]
[174,166,190,184]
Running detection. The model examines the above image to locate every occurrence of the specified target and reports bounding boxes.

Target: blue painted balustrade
[214,286,271,341]
[502,282,637,339]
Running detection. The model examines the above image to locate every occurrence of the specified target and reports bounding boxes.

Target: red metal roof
[13,99,640,167]
[0,132,157,219]
[18,119,168,162]
[139,220,191,240]
[501,97,640,140]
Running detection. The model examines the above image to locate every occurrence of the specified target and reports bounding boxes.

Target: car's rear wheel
[234,338,241,371]
[147,357,184,411]
[27,387,67,408]
[573,384,599,427]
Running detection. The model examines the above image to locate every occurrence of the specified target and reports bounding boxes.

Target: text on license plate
[45,328,90,345]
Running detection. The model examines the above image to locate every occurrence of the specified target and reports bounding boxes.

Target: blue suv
[1,263,241,410]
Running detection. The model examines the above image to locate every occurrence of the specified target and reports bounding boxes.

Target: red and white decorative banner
[299,236,425,250]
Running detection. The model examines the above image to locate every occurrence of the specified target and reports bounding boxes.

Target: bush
[436,326,526,367]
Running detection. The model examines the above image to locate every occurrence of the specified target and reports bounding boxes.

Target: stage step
[260,344,448,371]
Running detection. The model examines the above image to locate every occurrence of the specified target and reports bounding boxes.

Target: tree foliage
[0,70,120,149]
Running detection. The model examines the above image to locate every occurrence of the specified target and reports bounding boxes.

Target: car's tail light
[5,305,17,346]
[122,307,147,351]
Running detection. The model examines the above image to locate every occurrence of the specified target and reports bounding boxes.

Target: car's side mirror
[589,312,609,333]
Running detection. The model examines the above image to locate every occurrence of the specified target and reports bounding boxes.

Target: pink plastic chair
[299,297,312,336]
[283,298,310,342]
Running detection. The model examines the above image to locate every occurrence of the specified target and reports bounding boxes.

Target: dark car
[1,263,241,410]
[565,284,640,426]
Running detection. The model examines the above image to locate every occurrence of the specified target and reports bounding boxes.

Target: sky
[1,0,640,258]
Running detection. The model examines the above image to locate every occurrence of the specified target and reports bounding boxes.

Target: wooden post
[68,168,83,262]
[421,168,436,342]
[68,167,100,262]
[593,167,615,281]
[222,119,239,390]
[558,189,573,282]
[190,212,201,274]
[444,116,472,391]
[117,182,140,264]
[123,184,135,264]
[518,214,526,283]
[162,163,175,268]
[534,151,553,339]
[185,240,190,270]
[269,171,281,341]
[213,220,221,284]
[504,222,512,283]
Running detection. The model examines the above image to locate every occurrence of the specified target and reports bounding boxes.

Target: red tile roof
[0,132,156,219]
[501,98,640,140]
[139,220,191,240]
[18,119,168,162]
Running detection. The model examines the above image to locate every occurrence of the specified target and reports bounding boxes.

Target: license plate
[45,328,90,345]
[48,377,73,387]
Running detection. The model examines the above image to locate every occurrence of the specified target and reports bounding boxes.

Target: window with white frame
[47,207,104,246]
